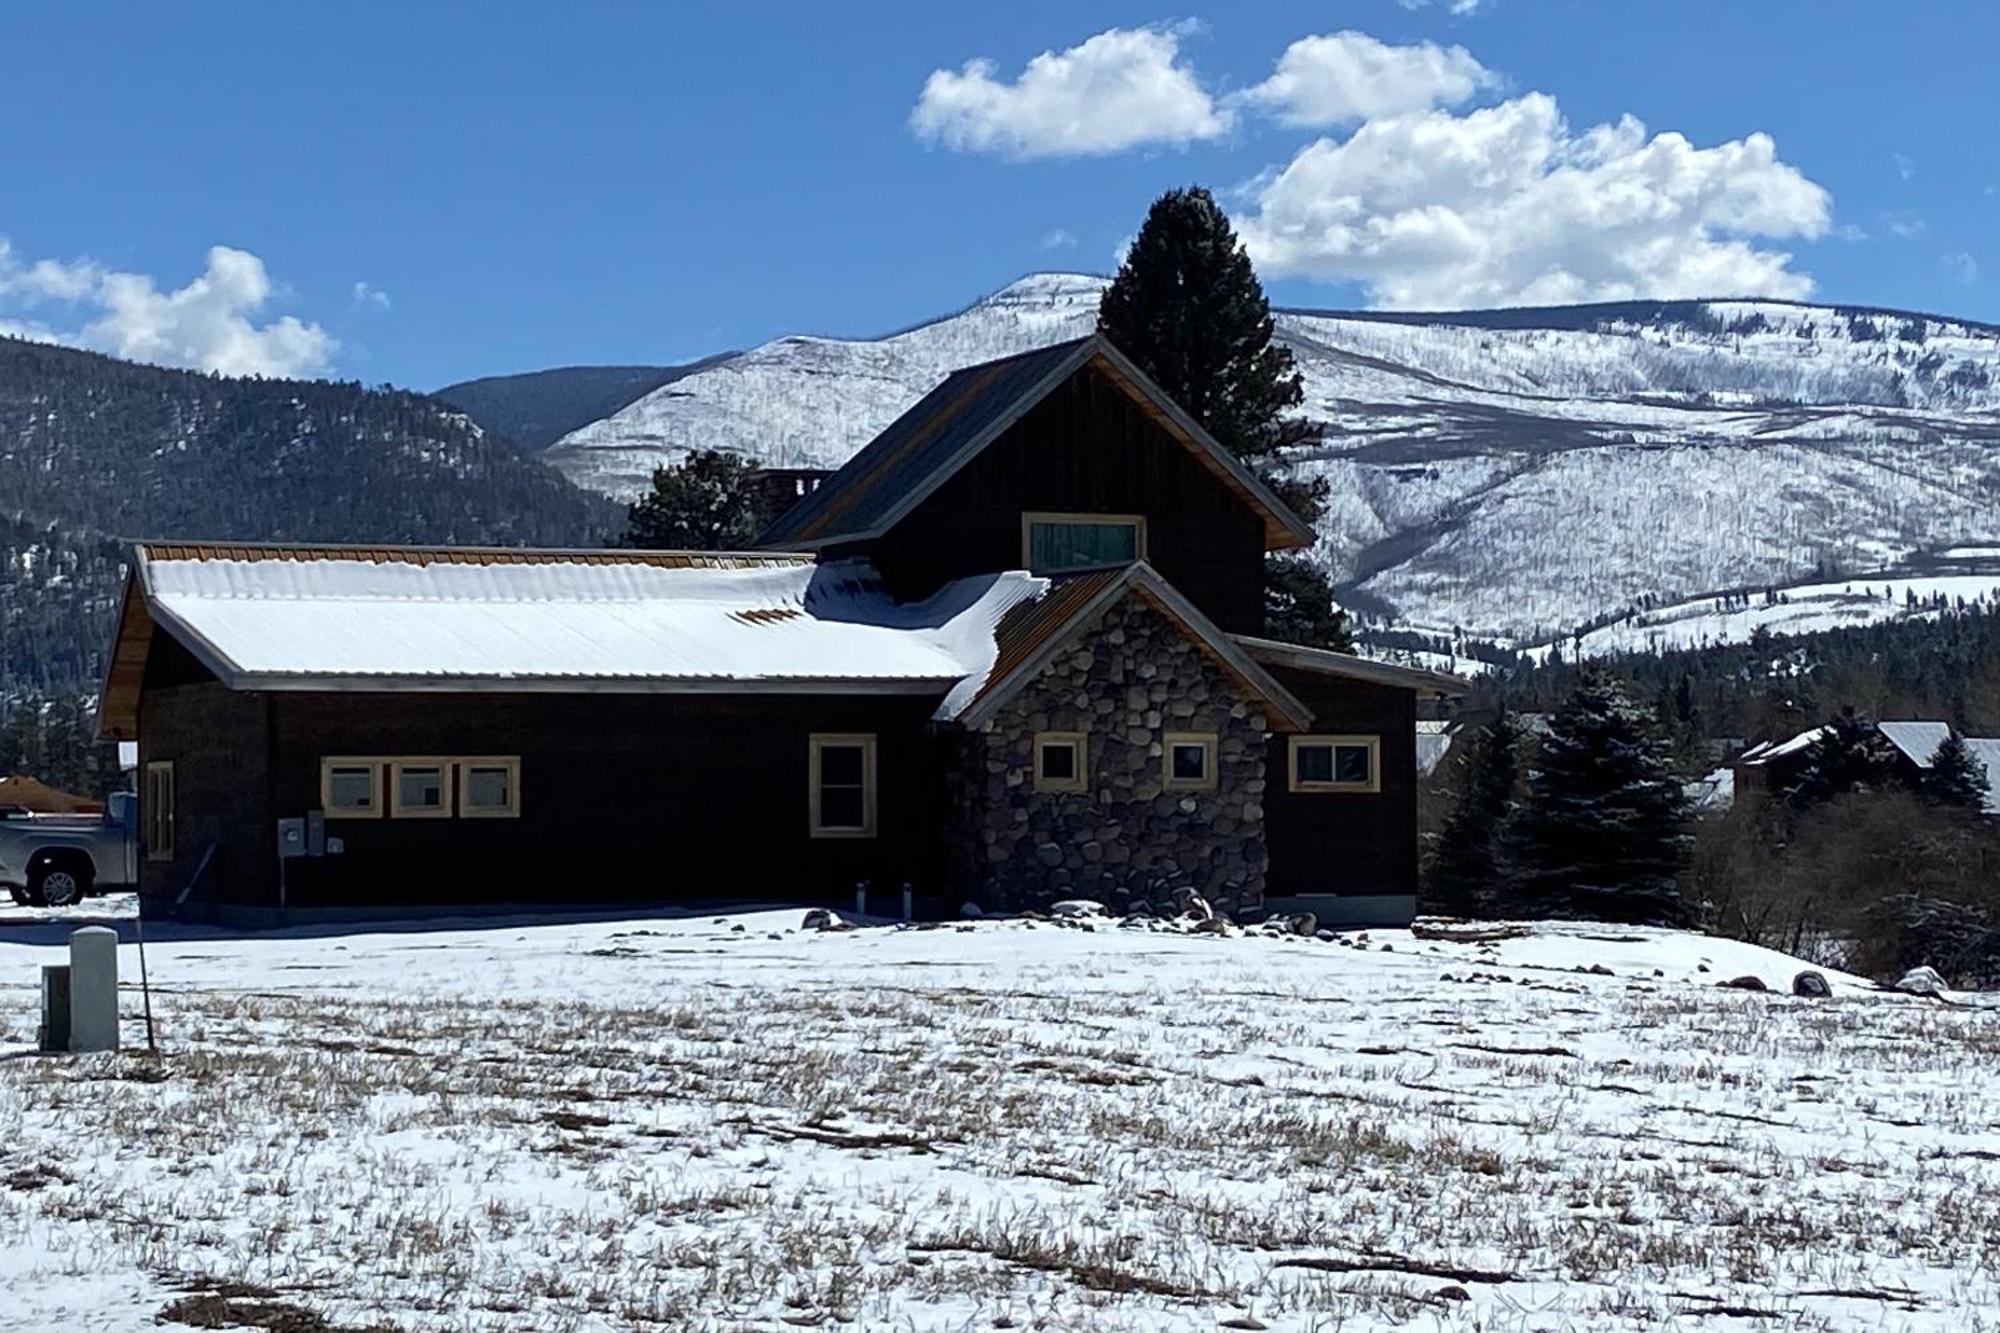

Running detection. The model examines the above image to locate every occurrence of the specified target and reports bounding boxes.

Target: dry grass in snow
[0,908,1996,1331]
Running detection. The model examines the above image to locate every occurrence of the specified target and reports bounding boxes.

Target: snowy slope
[542,274,2000,642]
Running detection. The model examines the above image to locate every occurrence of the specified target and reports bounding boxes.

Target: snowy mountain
[539,273,2000,645]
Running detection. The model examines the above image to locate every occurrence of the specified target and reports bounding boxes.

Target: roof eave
[1232,634,1472,697]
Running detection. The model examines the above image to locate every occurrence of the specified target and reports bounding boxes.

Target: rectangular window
[1163,732,1218,791]
[458,757,521,818]
[810,734,877,838]
[1034,732,1088,793]
[1022,512,1145,574]
[322,758,384,818]
[144,761,174,862]
[391,760,452,819]
[1289,735,1382,793]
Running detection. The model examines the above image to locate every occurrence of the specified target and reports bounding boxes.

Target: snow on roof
[1877,720,1953,768]
[1416,725,1455,777]
[137,548,1047,697]
[1738,725,1829,765]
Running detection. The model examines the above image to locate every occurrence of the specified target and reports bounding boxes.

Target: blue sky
[1,1,1994,388]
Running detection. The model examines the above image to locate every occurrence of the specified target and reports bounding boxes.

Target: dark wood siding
[136,633,273,905]
[855,365,1268,633]
[1261,669,1418,898]
[258,691,951,909]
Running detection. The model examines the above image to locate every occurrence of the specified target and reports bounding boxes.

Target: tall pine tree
[1508,670,1692,925]
[1098,186,1352,652]
[1425,711,1522,917]
[625,449,769,550]
[1787,708,1906,811]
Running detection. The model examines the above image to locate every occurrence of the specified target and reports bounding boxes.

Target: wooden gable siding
[851,365,1268,634]
[1260,667,1419,899]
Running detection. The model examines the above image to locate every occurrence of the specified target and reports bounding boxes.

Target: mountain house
[97,334,1465,925]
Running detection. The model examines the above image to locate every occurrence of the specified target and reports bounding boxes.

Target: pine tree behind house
[625,449,769,550]
[1424,711,1523,918]
[1508,670,1692,925]
[1787,708,1907,811]
[1922,730,1991,811]
[1097,186,1351,651]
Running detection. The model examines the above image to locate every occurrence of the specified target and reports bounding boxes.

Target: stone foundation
[949,594,1270,918]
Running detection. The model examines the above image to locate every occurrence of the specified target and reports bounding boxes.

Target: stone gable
[948,593,1270,918]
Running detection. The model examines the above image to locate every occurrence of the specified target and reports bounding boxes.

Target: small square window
[391,761,451,819]
[459,759,520,818]
[1163,732,1217,791]
[322,759,383,819]
[1289,736,1381,793]
[1034,732,1087,793]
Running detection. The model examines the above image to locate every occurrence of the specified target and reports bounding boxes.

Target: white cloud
[0,239,334,377]
[1236,31,1495,127]
[1039,228,1078,250]
[351,280,392,310]
[1234,93,1831,308]
[1944,251,1979,284]
[1894,152,1917,181]
[1883,210,1926,239]
[911,24,1231,159]
[1398,0,1487,13]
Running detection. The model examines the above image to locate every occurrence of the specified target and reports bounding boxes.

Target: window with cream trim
[1022,512,1145,574]
[809,734,876,837]
[391,760,452,819]
[1034,732,1088,793]
[1289,735,1381,793]
[322,758,384,818]
[1163,732,1217,791]
[458,757,521,818]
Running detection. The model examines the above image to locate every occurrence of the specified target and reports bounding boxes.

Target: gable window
[1290,735,1381,794]
[1034,732,1088,793]
[322,759,384,818]
[810,734,877,837]
[144,761,175,861]
[1023,513,1145,574]
[459,758,521,818]
[391,760,452,819]
[1163,732,1217,791]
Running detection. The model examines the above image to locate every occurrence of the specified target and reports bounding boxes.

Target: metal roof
[756,335,1314,551]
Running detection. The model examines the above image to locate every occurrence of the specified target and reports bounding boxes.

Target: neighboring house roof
[756,335,1316,552]
[949,562,1314,733]
[98,542,1047,738]
[1230,635,1472,697]
[1878,720,1954,768]
[1415,720,1455,777]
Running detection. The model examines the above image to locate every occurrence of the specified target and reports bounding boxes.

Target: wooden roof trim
[94,571,152,741]
[956,562,1312,733]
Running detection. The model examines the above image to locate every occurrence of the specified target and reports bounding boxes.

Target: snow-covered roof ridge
[122,545,1052,696]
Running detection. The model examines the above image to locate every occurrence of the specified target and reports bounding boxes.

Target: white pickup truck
[0,792,139,907]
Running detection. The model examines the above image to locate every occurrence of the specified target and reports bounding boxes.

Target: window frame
[389,758,455,820]
[809,734,877,839]
[1020,511,1148,575]
[1162,732,1218,792]
[1033,731,1089,794]
[144,760,175,862]
[456,756,522,819]
[1288,734,1383,794]
[321,757,386,820]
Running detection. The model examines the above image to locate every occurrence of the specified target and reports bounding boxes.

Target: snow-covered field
[3,906,1997,1331]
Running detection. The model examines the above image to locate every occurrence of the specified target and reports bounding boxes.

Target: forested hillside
[0,335,621,712]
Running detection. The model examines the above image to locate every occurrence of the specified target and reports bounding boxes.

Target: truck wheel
[30,863,89,909]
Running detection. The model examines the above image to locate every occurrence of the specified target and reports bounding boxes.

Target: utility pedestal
[66,926,119,1053]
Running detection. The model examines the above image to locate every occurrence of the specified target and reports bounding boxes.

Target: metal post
[901,883,913,921]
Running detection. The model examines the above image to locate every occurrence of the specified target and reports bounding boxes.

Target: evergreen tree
[1788,708,1906,810]
[1098,186,1353,644]
[624,449,768,550]
[1264,552,1353,652]
[1425,711,1521,916]
[1098,186,1306,462]
[1922,730,1990,811]
[1507,670,1692,925]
